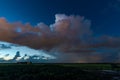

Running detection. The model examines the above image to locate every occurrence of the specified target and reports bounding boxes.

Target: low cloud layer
[0,14,120,63]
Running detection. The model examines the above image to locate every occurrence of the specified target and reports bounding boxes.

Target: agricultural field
[0,63,119,80]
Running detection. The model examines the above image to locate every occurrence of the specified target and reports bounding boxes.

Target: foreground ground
[0,63,119,80]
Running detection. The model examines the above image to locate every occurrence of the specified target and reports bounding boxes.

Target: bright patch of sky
[0,41,56,61]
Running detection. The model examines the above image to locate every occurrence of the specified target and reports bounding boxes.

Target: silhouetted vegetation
[0,63,119,80]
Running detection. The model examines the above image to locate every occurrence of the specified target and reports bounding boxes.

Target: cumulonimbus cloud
[0,14,120,63]
[0,14,92,50]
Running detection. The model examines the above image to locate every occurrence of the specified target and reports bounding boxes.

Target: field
[0,63,119,80]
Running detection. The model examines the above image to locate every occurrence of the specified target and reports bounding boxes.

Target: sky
[0,0,120,36]
[0,0,120,63]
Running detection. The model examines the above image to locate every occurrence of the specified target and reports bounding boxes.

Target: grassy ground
[0,63,119,80]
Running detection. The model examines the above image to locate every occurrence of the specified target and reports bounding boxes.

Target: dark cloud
[12,51,21,60]
[4,54,9,57]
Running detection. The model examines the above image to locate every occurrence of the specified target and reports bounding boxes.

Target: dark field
[0,63,119,80]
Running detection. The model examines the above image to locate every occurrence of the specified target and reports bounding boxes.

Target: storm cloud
[0,14,92,50]
[0,14,120,63]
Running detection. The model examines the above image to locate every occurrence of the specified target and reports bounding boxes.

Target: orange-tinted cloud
[0,14,92,50]
[0,14,120,63]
